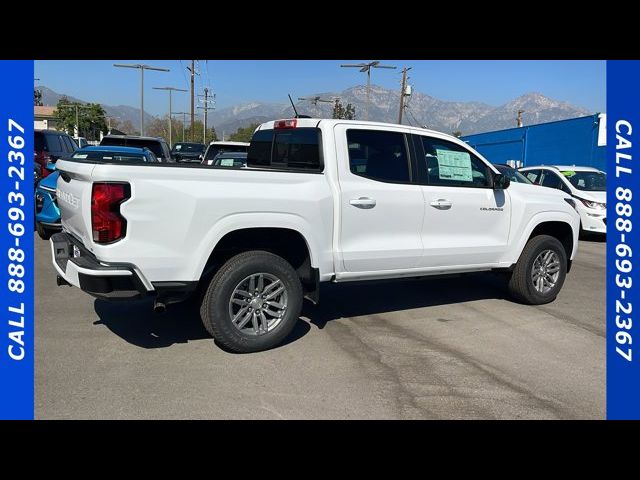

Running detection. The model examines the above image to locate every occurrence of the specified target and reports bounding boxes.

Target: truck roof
[208,141,250,147]
[256,118,462,139]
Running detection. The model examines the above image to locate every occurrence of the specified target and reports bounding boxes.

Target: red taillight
[91,183,129,244]
[274,119,297,129]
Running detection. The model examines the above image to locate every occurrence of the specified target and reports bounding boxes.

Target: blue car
[35,166,60,240]
[35,145,158,240]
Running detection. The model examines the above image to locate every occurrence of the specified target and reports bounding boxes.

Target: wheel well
[201,228,315,284]
[528,221,574,271]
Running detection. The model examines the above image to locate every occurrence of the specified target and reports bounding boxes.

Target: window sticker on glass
[435,149,472,182]
[219,159,235,167]
[175,145,182,151]
[561,170,576,177]
[74,154,88,159]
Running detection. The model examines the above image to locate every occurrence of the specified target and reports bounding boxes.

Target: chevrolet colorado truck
[50,118,581,353]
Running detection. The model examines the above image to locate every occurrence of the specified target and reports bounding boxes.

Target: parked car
[206,151,248,167]
[69,145,159,163]
[201,141,249,164]
[35,146,156,240]
[74,137,89,148]
[520,165,606,234]
[35,165,61,240]
[494,164,532,184]
[52,118,580,353]
[171,142,205,163]
[34,130,77,178]
[100,135,172,162]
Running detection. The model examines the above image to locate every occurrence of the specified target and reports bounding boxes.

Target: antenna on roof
[288,94,300,117]
[288,94,311,119]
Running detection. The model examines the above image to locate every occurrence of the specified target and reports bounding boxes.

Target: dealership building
[462,113,606,172]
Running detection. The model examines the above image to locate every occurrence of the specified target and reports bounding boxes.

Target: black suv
[171,142,205,163]
[100,135,173,162]
[34,130,78,178]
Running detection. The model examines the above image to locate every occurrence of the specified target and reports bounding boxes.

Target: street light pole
[113,63,170,136]
[153,86,187,148]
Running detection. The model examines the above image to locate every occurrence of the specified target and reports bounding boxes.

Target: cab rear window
[247,128,322,172]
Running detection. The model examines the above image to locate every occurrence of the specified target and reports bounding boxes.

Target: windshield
[495,165,532,184]
[172,143,204,154]
[561,170,606,191]
[72,151,154,163]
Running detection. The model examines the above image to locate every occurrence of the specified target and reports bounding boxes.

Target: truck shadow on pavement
[93,271,508,350]
[303,272,508,329]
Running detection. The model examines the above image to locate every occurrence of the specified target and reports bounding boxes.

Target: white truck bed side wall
[83,164,334,282]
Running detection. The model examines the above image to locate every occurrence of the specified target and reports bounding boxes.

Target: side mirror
[493,173,510,190]
[198,154,203,160]
[46,162,57,172]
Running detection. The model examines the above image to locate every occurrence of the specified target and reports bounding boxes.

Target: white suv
[520,165,606,234]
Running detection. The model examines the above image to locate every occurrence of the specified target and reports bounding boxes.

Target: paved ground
[35,235,606,419]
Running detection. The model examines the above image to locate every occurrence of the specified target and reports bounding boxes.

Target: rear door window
[523,169,542,184]
[346,129,410,183]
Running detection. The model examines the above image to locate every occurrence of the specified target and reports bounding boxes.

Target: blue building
[462,113,606,172]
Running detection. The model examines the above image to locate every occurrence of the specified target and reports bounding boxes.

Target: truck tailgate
[55,160,96,248]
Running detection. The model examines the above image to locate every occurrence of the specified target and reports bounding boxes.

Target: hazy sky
[35,60,606,116]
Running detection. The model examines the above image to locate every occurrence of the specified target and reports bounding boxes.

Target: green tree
[332,99,356,119]
[34,89,43,106]
[228,123,259,143]
[54,97,108,141]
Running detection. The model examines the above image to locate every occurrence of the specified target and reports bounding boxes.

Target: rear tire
[200,250,303,353]
[508,235,567,305]
[36,223,53,240]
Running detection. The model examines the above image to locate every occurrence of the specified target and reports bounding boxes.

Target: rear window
[247,128,322,171]
[173,143,204,153]
[101,137,164,158]
[35,132,46,152]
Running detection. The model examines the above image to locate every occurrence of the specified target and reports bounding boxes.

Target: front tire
[200,250,303,353]
[36,222,53,240]
[508,235,567,305]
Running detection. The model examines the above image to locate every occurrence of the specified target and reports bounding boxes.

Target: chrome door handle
[350,197,377,209]
[430,199,453,209]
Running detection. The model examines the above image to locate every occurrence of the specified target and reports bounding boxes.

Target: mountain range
[38,85,593,137]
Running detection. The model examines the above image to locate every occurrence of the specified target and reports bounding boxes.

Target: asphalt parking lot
[35,234,606,419]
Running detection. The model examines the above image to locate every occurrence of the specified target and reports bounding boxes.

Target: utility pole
[398,67,412,124]
[517,109,525,128]
[113,63,169,136]
[197,88,215,144]
[341,61,396,121]
[187,60,199,141]
[153,86,187,148]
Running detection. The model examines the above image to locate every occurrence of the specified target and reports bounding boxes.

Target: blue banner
[607,60,640,419]
[0,61,34,419]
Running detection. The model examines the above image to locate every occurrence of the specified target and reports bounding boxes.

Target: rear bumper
[50,231,154,300]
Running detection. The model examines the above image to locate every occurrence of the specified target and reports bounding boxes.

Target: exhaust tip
[56,275,71,287]
[153,301,166,314]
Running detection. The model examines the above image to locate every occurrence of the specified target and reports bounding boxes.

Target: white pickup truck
[51,118,581,352]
